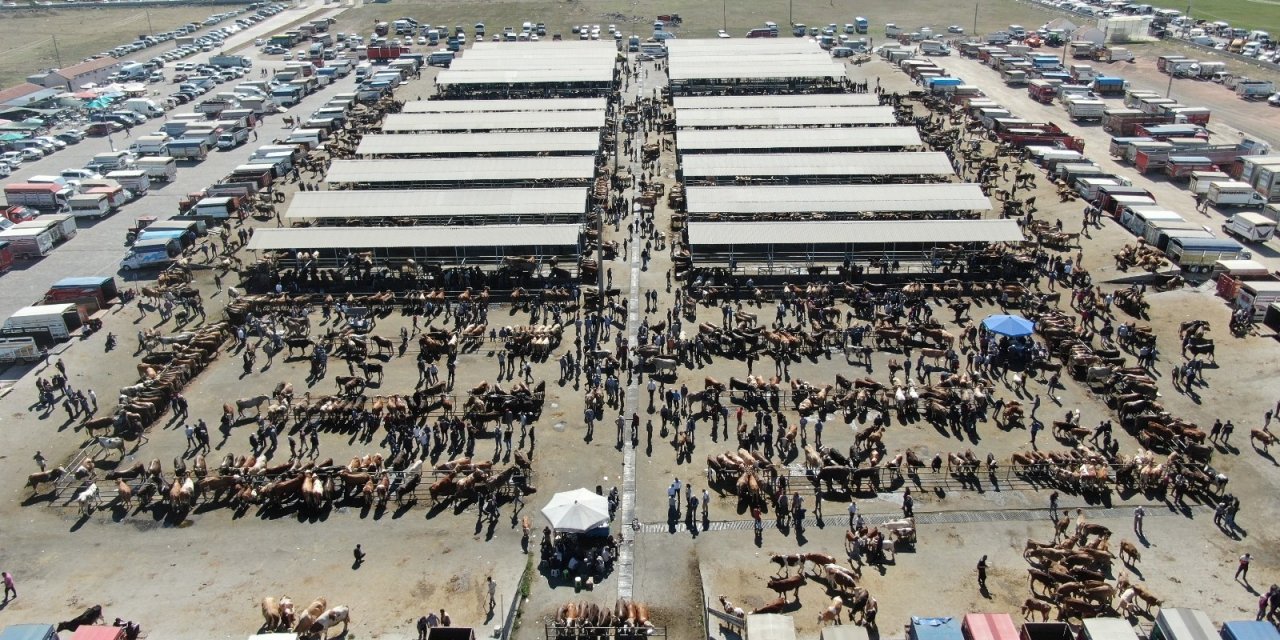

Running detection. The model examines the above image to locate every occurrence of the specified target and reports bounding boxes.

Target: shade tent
[287,189,587,222]
[677,127,922,153]
[247,225,580,251]
[688,220,1023,247]
[403,98,607,113]
[325,157,595,186]
[675,106,897,129]
[542,488,609,532]
[382,110,606,133]
[674,94,880,109]
[681,153,955,180]
[685,184,991,216]
[356,132,600,157]
[982,315,1035,337]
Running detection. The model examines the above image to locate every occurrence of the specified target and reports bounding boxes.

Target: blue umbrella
[982,314,1035,337]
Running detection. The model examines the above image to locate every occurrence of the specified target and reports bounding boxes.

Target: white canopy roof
[247,225,580,250]
[403,97,607,113]
[678,127,922,152]
[381,110,606,132]
[676,106,896,128]
[673,94,879,109]
[686,184,990,214]
[357,132,599,156]
[688,219,1024,246]
[285,188,587,219]
[681,152,955,178]
[541,488,610,532]
[326,157,595,183]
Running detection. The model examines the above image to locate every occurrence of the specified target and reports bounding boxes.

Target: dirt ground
[3,10,1280,640]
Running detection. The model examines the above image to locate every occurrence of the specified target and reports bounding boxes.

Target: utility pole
[145,7,154,35]
[789,0,794,29]
[51,34,63,69]
[723,0,727,33]
[972,0,979,38]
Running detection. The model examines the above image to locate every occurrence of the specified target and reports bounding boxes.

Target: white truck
[123,98,165,118]
[1207,180,1268,207]
[135,157,177,182]
[105,170,151,198]
[1066,97,1106,122]
[216,127,250,150]
[0,336,41,364]
[920,40,950,55]
[2,303,82,342]
[1188,170,1230,195]
[67,193,112,219]
[0,227,56,258]
[1223,212,1278,242]
[130,133,171,156]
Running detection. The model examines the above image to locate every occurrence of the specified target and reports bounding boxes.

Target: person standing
[2,572,15,601]
[486,576,497,612]
[1133,505,1145,537]
[1049,491,1059,522]
[902,489,914,518]
[977,556,988,591]
[848,501,858,530]
[353,544,366,569]
[33,451,46,472]
[1237,553,1252,582]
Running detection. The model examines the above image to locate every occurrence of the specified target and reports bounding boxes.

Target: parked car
[1,151,23,166]
[36,136,67,149]
[19,147,45,161]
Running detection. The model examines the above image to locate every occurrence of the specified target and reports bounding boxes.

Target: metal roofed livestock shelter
[673,94,880,109]
[675,106,896,129]
[686,219,1023,268]
[689,220,1022,246]
[685,183,990,219]
[435,69,615,86]
[381,110,606,133]
[286,188,587,225]
[325,157,595,188]
[668,60,845,82]
[667,39,829,55]
[681,152,956,184]
[403,97,607,113]
[677,127,922,153]
[356,132,600,157]
[247,225,581,272]
[665,39,846,93]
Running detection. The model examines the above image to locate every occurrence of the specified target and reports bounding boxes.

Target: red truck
[993,121,1086,152]
[367,45,407,62]
[1135,144,1245,174]
[0,240,13,274]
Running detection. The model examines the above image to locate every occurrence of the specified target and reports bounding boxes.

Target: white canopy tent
[542,488,610,532]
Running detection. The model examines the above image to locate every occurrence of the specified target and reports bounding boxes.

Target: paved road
[0,0,349,321]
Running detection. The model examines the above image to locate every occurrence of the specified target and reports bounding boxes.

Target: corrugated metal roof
[673,94,880,109]
[681,152,955,177]
[668,39,827,55]
[381,110,606,132]
[669,60,845,82]
[676,106,896,128]
[403,98,607,113]
[449,58,615,72]
[688,219,1023,245]
[678,127,921,151]
[326,157,595,183]
[745,614,798,640]
[247,225,581,250]
[436,68,615,85]
[286,188,587,219]
[686,183,990,213]
[357,132,599,156]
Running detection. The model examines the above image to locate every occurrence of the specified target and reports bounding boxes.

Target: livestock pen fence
[544,623,667,639]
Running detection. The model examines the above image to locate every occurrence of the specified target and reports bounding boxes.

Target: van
[286,128,324,149]
[120,237,181,271]
[1223,212,1278,242]
[640,42,667,58]
[87,151,135,172]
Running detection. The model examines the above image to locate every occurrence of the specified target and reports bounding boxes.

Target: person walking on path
[486,576,497,612]
[352,544,366,569]
[976,556,988,591]
[902,489,914,518]
[33,451,46,472]
[1049,491,1059,522]
[1237,553,1252,582]
[2,572,15,601]
[1133,505,1145,537]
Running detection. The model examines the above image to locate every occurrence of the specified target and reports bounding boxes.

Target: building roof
[685,183,991,214]
[247,225,581,250]
[54,56,120,79]
[326,157,596,183]
[357,131,599,156]
[436,68,614,86]
[672,94,880,109]
[681,152,955,178]
[285,188,587,219]
[381,109,606,132]
[668,59,845,82]
[688,219,1023,246]
[0,83,48,105]
[403,97,607,113]
[677,127,922,152]
[675,106,896,128]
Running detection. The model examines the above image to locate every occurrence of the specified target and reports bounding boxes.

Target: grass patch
[512,551,535,633]
[0,5,227,87]
[1143,0,1280,33]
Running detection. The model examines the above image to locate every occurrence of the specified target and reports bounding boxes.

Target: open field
[1138,0,1280,34]
[0,5,228,88]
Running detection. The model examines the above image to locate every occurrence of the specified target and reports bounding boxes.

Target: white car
[283,52,293,60]
[254,37,265,46]
[718,29,731,38]
[948,25,965,33]
[19,148,45,162]
[0,151,22,166]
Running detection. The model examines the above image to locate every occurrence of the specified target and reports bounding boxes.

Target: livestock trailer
[1222,621,1280,640]
[1080,618,1140,640]
[45,276,119,310]
[3,303,83,343]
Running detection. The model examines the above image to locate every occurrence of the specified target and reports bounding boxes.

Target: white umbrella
[541,488,609,532]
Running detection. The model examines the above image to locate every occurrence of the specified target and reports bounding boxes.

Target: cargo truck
[1223,212,1278,242]
[210,54,253,68]
[1066,97,1106,122]
[167,139,210,161]
[120,236,182,271]
[0,227,56,258]
[130,133,171,156]
[1207,181,1268,207]
[136,157,177,182]
[1188,170,1230,195]
[67,193,112,219]
[3,303,83,342]
[104,170,151,197]
[1236,81,1274,99]
[1168,236,1249,272]
[3,184,70,212]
